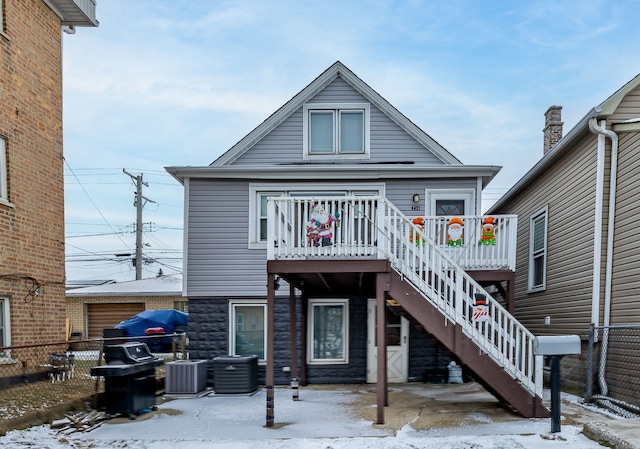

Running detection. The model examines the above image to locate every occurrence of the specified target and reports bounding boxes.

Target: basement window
[308,299,348,364]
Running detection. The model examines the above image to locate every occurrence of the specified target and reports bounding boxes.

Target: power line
[64,158,132,250]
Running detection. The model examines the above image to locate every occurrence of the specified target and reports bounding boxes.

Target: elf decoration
[409,216,425,245]
[447,217,464,247]
[307,203,340,247]
[479,216,497,246]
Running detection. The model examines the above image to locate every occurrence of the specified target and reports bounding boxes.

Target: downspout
[588,118,619,396]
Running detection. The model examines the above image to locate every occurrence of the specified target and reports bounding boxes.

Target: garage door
[87,303,144,338]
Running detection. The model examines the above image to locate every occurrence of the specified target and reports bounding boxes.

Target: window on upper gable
[303,103,370,160]
[529,206,548,292]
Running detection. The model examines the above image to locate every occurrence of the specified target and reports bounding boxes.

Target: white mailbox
[533,335,581,356]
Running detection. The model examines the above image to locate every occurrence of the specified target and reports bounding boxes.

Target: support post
[289,284,299,400]
[550,355,562,433]
[376,273,388,424]
[300,289,308,386]
[266,274,276,427]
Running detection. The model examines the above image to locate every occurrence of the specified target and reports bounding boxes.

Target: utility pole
[123,169,155,280]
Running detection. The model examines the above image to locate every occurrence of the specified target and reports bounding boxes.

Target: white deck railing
[267,196,542,398]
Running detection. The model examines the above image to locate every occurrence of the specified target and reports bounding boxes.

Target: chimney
[543,105,563,154]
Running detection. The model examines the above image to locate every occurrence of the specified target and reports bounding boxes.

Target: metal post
[550,355,562,433]
[290,377,299,401]
[586,324,595,401]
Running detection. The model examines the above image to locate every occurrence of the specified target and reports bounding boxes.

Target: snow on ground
[1,387,607,449]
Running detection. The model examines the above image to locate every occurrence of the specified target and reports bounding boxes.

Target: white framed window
[230,301,266,361]
[303,103,370,159]
[0,136,7,202]
[308,299,348,364]
[426,189,476,216]
[529,206,548,292]
[0,297,10,355]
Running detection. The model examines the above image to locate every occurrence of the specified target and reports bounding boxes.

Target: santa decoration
[307,203,340,247]
[447,217,464,247]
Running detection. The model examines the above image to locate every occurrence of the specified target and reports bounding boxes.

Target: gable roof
[212,61,462,166]
[488,72,640,213]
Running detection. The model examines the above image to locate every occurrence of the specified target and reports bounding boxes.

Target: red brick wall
[0,0,66,345]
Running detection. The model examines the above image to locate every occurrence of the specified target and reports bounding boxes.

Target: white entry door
[366,299,409,383]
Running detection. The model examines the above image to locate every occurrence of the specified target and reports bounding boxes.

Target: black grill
[91,342,164,419]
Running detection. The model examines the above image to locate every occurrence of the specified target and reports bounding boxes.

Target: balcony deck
[267,196,517,273]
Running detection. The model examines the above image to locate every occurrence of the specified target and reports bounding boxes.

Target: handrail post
[267,199,275,260]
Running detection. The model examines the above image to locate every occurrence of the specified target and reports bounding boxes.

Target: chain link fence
[585,324,640,418]
[0,334,187,428]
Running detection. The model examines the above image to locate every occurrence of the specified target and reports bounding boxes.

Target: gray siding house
[167,62,549,423]
[488,74,640,411]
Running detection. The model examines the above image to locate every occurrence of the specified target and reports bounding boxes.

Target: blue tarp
[115,309,188,337]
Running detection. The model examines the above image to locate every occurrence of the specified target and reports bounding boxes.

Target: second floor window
[303,103,370,159]
[529,206,548,291]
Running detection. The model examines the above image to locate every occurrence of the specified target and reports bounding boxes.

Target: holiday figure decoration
[447,217,464,247]
[479,216,497,246]
[409,216,425,245]
[307,203,340,247]
[472,293,489,322]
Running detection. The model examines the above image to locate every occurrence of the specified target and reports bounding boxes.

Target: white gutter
[588,124,605,328]
[588,118,619,396]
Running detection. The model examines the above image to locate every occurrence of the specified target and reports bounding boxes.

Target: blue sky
[62,0,640,283]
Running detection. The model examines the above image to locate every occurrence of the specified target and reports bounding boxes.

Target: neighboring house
[167,61,549,422]
[488,74,640,404]
[0,1,98,347]
[66,274,186,338]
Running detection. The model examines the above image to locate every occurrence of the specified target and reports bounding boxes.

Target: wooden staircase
[267,196,550,418]
[386,269,548,417]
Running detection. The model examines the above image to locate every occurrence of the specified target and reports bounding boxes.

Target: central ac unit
[165,360,208,394]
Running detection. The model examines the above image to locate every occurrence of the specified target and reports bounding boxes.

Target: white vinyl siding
[309,299,348,364]
[231,77,446,166]
[529,206,548,292]
[303,103,370,159]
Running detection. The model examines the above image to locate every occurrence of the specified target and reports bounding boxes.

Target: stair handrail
[267,196,543,397]
[376,197,542,396]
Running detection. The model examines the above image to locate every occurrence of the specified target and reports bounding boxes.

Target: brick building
[0,1,98,346]
[66,274,186,338]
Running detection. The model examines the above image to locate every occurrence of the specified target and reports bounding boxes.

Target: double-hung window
[0,136,7,202]
[309,299,348,364]
[303,103,370,159]
[230,301,266,361]
[529,206,548,291]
